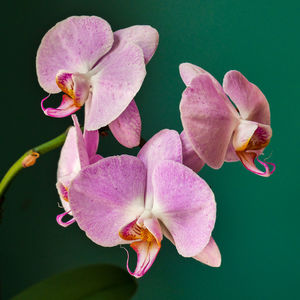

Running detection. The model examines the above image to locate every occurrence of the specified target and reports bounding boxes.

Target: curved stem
[0,129,69,200]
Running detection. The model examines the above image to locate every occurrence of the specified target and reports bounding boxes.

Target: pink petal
[36,16,113,93]
[114,25,159,64]
[237,151,276,177]
[180,74,239,169]
[180,131,205,172]
[56,115,89,206]
[71,115,89,169]
[41,94,81,118]
[108,100,141,148]
[193,237,221,267]
[84,42,146,130]
[137,130,182,209]
[89,154,103,164]
[69,155,146,247]
[83,129,100,162]
[179,63,222,90]
[223,70,270,125]
[152,160,216,257]
[224,138,239,162]
[57,126,81,188]
[232,120,259,151]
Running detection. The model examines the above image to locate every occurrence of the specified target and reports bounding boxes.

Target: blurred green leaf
[12,264,137,300]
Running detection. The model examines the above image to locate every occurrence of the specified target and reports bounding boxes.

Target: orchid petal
[138,130,182,209]
[237,151,276,177]
[224,138,240,162]
[180,74,239,169]
[223,70,270,125]
[41,94,81,118]
[179,63,222,90]
[57,126,81,189]
[114,25,159,64]
[83,129,99,161]
[56,115,89,207]
[193,237,221,267]
[84,42,146,130]
[89,154,103,164]
[108,100,141,148]
[138,129,182,170]
[232,120,258,152]
[71,115,89,169]
[69,155,146,247]
[152,160,216,257]
[180,131,205,173]
[36,16,114,93]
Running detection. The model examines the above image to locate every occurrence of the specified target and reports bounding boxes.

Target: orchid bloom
[36,16,159,148]
[68,129,221,278]
[56,114,101,227]
[179,63,275,177]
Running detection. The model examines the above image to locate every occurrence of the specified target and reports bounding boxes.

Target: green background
[1,0,299,299]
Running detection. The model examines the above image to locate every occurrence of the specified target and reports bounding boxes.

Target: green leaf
[12,264,137,300]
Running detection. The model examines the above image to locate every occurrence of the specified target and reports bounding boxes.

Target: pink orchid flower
[68,129,221,278]
[36,16,159,148]
[179,63,275,177]
[56,114,101,227]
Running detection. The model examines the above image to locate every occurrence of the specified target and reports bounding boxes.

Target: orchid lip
[56,71,90,106]
[41,94,81,118]
[118,217,162,278]
[40,71,91,118]
[237,151,276,177]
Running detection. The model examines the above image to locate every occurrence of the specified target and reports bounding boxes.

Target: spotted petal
[83,129,101,163]
[69,155,146,247]
[36,16,114,93]
[180,74,239,169]
[180,131,205,173]
[138,130,182,209]
[56,115,89,210]
[223,70,270,125]
[84,42,146,130]
[179,63,221,90]
[108,100,141,148]
[152,160,216,257]
[193,237,221,267]
[114,25,159,64]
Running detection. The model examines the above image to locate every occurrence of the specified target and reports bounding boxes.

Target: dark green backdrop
[1,0,299,299]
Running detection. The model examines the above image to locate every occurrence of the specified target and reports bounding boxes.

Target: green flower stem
[0,129,69,200]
